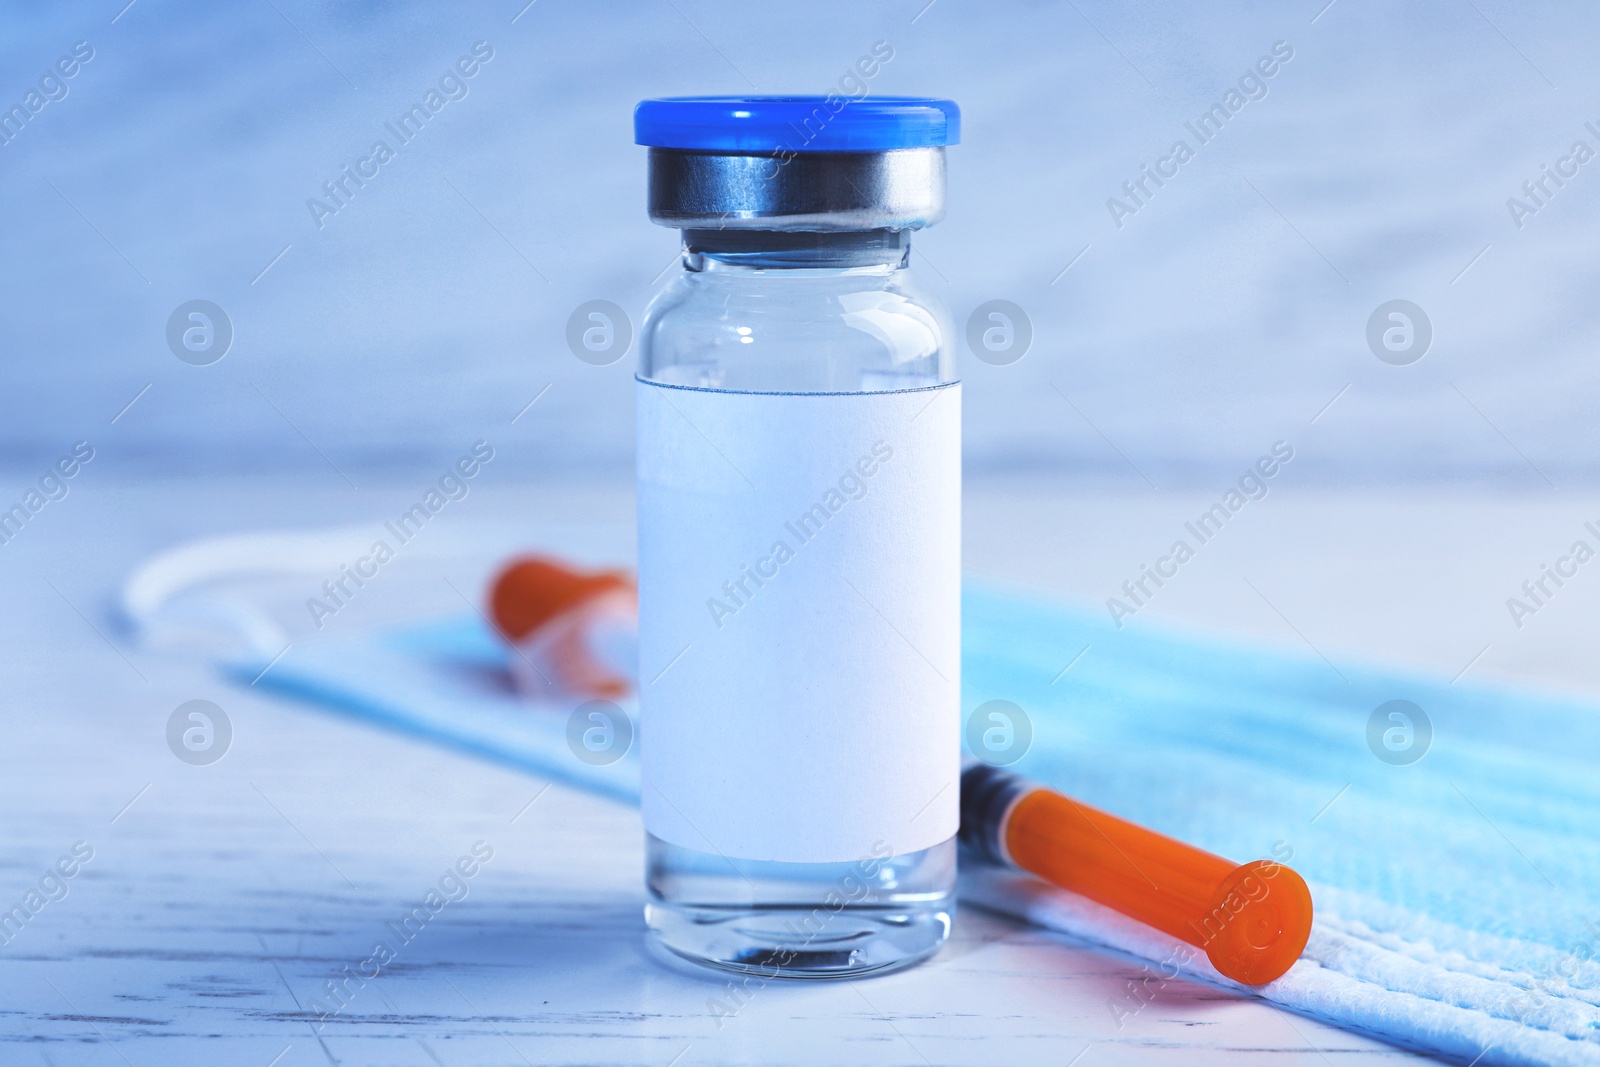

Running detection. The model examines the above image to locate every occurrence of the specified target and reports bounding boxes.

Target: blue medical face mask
[124,533,1600,1067]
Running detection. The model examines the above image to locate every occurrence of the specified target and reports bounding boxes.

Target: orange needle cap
[962,764,1313,986]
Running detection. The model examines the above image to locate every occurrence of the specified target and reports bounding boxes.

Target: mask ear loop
[119,526,389,661]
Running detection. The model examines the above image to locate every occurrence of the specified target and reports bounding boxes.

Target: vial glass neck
[681,228,910,271]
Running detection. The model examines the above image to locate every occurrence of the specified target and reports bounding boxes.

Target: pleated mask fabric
[237,585,1600,1066]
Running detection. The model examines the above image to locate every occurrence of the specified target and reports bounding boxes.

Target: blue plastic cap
[634,96,960,153]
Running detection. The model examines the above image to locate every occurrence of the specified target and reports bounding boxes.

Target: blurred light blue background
[3,0,1595,486]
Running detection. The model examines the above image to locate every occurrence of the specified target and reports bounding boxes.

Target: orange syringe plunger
[488,556,637,699]
[959,764,1312,985]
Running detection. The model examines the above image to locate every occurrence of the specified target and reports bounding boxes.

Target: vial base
[645,833,956,980]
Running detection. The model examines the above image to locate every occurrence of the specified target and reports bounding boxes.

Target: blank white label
[637,380,961,863]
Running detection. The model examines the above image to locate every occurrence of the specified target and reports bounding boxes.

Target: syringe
[488,555,1315,984]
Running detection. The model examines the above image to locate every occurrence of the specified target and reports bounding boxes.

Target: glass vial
[633,97,962,979]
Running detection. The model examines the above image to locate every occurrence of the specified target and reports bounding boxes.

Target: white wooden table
[9,475,1584,1065]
